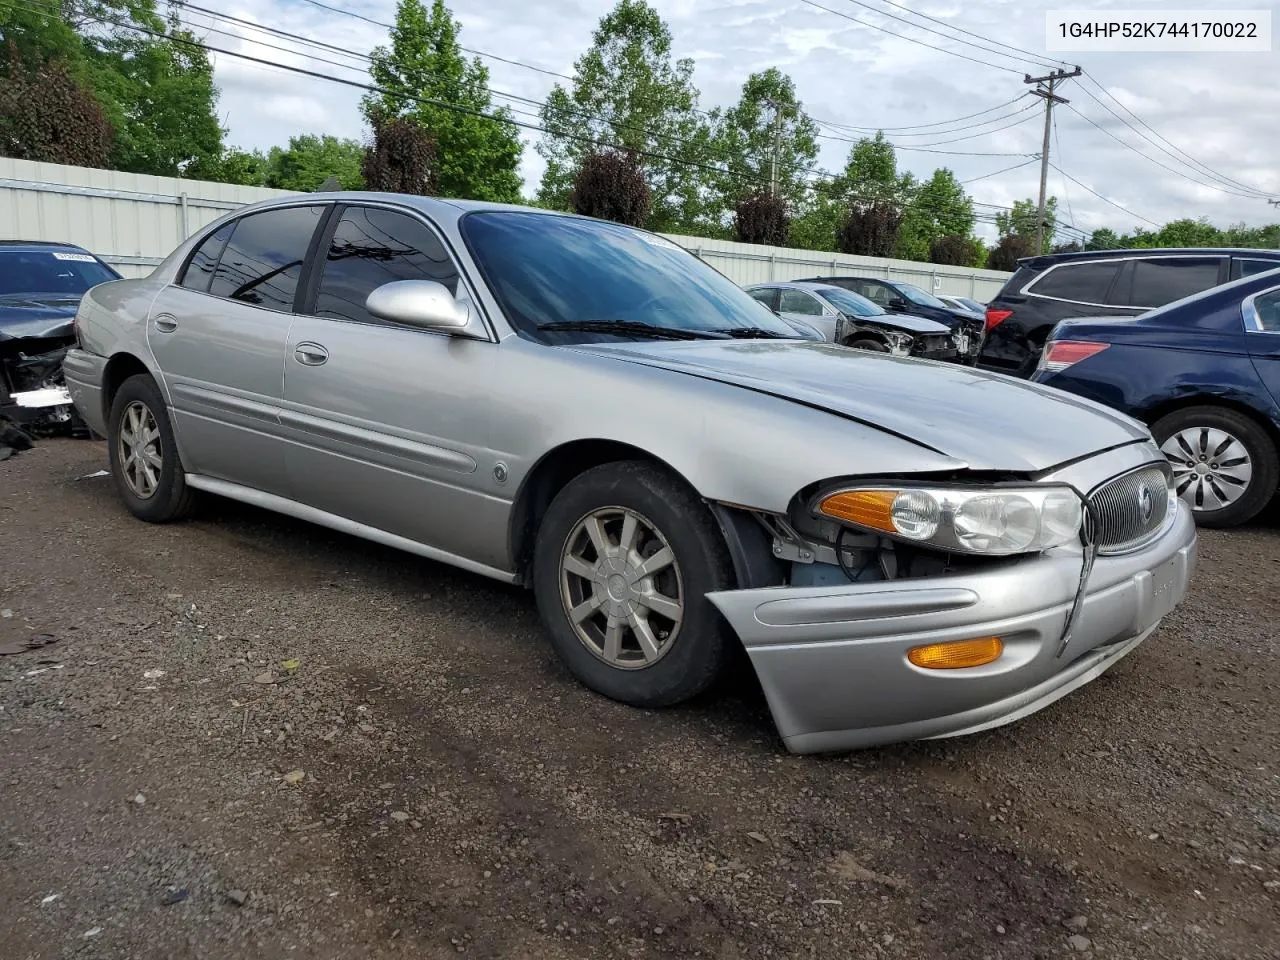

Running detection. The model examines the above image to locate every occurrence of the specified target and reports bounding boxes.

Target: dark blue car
[1032,267,1280,528]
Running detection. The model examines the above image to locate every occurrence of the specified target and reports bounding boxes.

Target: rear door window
[1119,257,1224,309]
[180,223,233,293]
[1232,257,1280,281]
[1028,260,1121,305]
[208,205,327,311]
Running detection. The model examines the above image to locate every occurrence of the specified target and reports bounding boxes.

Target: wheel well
[100,353,151,425]
[507,440,680,587]
[1139,395,1280,449]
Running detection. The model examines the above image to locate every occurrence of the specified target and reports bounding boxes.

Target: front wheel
[1151,405,1278,528]
[531,461,735,707]
[847,338,888,352]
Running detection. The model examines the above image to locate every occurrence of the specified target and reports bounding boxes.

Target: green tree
[537,0,712,232]
[897,168,975,261]
[995,197,1058,255]
[362,0,521,202]
[788,133,915,252]
[706,68,818,228]
[0,42,113,167]
[1084,227,1120,250]
[0,1,227,176]
[263,135,366,191]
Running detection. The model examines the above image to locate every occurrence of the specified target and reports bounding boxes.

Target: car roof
[748,281,839,294]
[0,240,95,254]
[1019,247,1280,269]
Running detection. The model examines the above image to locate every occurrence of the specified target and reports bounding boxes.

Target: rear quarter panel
[1035,316,1280,427]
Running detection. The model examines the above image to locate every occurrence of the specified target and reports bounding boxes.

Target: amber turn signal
[817,489,897,532]
[907,637,1004,670]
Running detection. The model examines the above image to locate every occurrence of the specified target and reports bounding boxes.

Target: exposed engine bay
[0,334,83,440]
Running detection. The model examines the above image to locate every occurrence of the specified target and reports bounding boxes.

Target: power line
[832,99,1036,138]
[13,0,1040,228]
[1074,75,1273,200]
[1052,114,1075,227]
[960,157,1039,184]
[1062,102,1265,200]
[796,0,1025,75]
[818,94,1027,133]
[861,0,1073,70]
[1047,161,1159,227]
[833,0,1060,72]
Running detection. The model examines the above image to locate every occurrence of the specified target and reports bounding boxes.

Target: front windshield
[816,286,882,317]
[460,211,800,341]
[888,280,951,310]
[0,250,117,297]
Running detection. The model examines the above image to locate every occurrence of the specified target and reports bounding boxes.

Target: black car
[1031,267,1280,528]
[978,247,1280,377]
[796,275,985,363]
[0,240,120,435]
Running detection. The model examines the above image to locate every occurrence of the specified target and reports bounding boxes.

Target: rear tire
[107,373,197,523]
[531,460,736,708]
[1151,405,1278,528]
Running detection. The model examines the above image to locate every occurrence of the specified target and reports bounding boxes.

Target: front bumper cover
[707,501,1197,753]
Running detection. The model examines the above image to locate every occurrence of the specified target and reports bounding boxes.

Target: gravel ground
[2,439,1278,960]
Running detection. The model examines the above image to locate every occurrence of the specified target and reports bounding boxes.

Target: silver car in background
[63,194,1197,753]
[745,280,962,361]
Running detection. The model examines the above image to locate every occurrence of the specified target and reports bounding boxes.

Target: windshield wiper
[537,320,728,340]
[710,327,792,339]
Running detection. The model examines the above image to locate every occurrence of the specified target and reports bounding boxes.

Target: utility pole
[1025,66,1081,254]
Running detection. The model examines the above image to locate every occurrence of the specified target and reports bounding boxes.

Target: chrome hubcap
[559,507,683,669]
[117,401,162,500]
[1160,426,1252,511]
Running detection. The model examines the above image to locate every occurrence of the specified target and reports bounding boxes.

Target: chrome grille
[1088,464,1173,553]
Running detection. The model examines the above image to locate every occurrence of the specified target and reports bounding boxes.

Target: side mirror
[365,280,470,330]
[887,297,907,311]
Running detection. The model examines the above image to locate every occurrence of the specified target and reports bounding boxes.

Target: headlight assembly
[814,485,1084,556]
[884,331,913,356]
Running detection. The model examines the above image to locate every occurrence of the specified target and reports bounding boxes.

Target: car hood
[574,339,1150,473]
[0,294,80,341]
[863,312,951,335]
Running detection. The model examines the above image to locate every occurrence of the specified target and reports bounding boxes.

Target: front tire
[847,338,888,352]
[531,461,735,708]
[107,373,196,523]
[1151,405,1278,528]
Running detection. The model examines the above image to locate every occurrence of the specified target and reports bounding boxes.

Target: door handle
[153,313,178,333]
[294,342,329,366]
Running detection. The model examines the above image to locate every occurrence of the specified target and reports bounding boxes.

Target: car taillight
[1038,340,1109,374]
[985,308,1013,332]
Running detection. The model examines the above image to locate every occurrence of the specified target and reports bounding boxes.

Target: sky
[191,0,1280,243]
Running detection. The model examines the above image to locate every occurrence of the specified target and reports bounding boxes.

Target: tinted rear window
[1122,257,1222,309]
[1028,261,1121,304]
[209,205,326,311]
[1233,257,1280,280]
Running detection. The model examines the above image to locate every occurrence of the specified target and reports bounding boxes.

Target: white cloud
[190,0,1278,240]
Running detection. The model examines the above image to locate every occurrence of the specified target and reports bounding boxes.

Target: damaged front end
[0,325,84,441]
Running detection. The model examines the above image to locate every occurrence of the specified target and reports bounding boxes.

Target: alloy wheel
[559,506,684,669]
[117,400,162,500]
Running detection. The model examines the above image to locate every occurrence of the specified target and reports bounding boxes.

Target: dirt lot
[1,439,1278,960]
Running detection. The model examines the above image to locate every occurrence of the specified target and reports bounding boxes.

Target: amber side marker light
[907,637,1004,669]
[818,489,897,532]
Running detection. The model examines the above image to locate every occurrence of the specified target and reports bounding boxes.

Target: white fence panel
[1,158,1011,297]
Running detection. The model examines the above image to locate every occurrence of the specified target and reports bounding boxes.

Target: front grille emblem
[1138,484,1153,524]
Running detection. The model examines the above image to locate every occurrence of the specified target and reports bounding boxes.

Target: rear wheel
[1151,405,1278,528]
[107,374,197,523]
[531,461,735,707]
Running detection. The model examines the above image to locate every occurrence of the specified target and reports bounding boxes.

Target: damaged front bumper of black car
[0,328,86,438]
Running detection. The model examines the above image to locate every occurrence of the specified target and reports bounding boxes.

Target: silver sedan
[63,194,1197,753]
